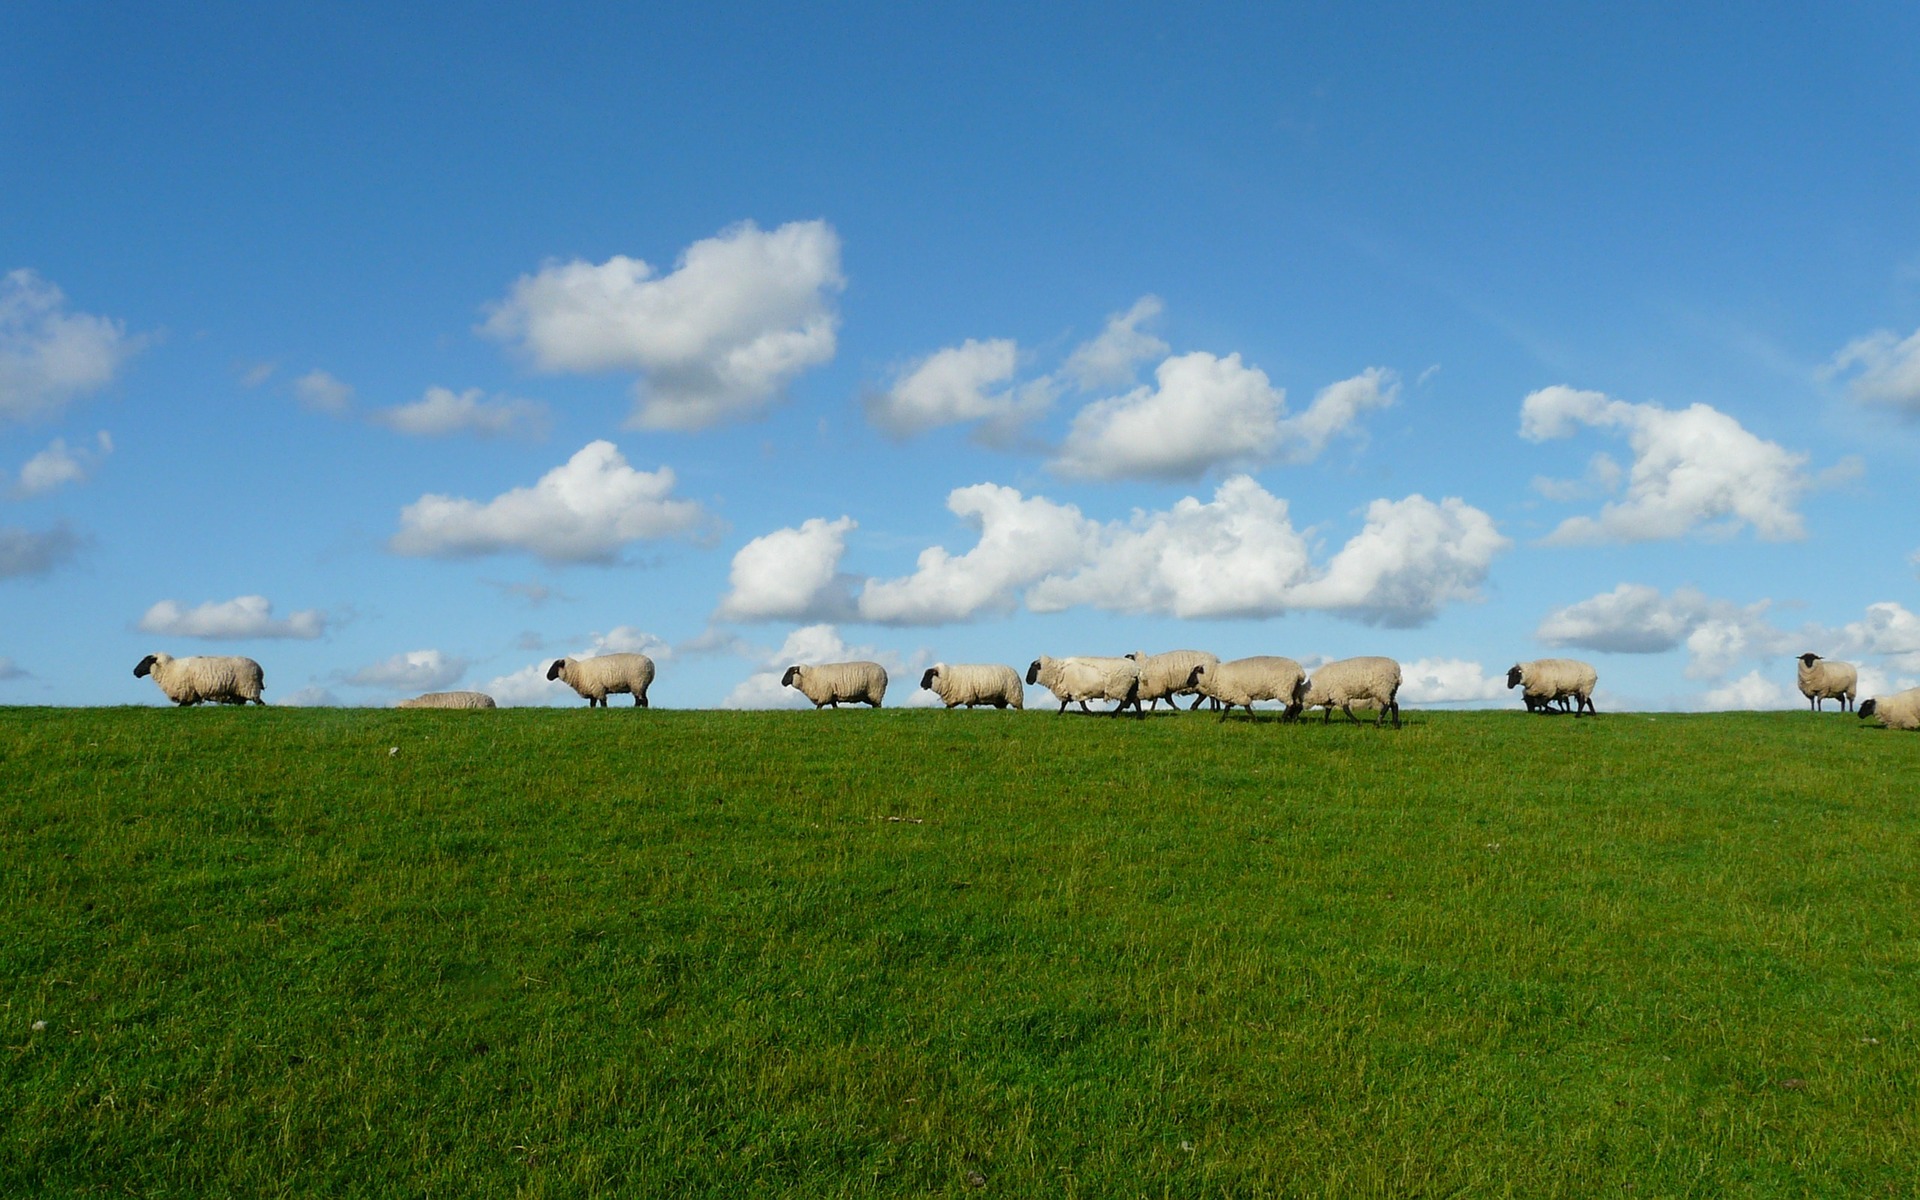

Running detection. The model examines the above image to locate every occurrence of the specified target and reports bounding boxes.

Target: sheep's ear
[133,654,156,678]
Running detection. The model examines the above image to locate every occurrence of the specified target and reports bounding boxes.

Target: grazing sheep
[1025,655,1143,717]
[546,653,655,708]
[1128,649,1220,711]
[1859,687,1920,731]
[919,663,1024,710]
[1796,653,1858,713]
[1188,656,1308,722]
[1507,658,1599,716]
[783,661,888,708]
[133,653,266,706]
[396,691,496,709]
[1301,656,1402,728]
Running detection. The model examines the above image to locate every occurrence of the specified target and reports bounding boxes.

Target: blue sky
[6,3,1919,709]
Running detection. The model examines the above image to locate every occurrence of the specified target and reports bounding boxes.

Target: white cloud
[389,440,712,564]
[1052,356,1395,481]
[294,369,354,416]
[1399,658,1508,705]
[1061,295,1168,390]
[854,477,1503,627]
[1519,386,1812,542]
[238,361,277,388]
[10,431,111,498]
[1829,325,1920,414]
[371,386,549,439]
[480,219,844,431]
[0,269,143,424]
[865,339,1053,441]
[721,623,931,709]
[1832,601,1920,672]
[1700,671,1798,711]
[138,595,328,640]
[0,522,84,579]
[717,515,858,622]
[278,685,344,707]
[345,649,469,692]
[860,484,1099,625]
[586,625,673,658]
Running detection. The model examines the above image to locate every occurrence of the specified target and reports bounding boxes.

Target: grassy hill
[3,706,1914,1196]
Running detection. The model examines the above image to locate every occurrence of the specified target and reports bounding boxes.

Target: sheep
[1796,653,1857,713]
[132,653,266,706]
[1300,656,1402,728]
[1024,655,1143,717]
[919,663,1024,710]
[1859,687,1920,731]
[396,691,496,709]
[546,653,655,708]
[1128,649,1220,711]
[782,661,888,708]
[1188,656,1308,722]
[1506,658,1598,716]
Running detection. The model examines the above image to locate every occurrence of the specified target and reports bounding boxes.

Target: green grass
[3,706,1915,1197]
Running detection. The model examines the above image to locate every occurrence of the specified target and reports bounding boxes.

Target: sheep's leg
[1342,702,1360,724]
[1389,700,1401,729]
[1057,699,1069,714]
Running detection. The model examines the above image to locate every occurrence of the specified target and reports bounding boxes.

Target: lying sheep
[1025,655,1143,717]
[783,661,888,708]
[133,653,266,706]
[1128,649,1220,711]
[1507,658,1598,716]
[1301,656,1402,728]
[1796,653,1857,713]
[1859,687,1920,731]
[546,653,655,708]
[1188,656,1307,722]
[396,691,496,709]
[919,663,1023,710]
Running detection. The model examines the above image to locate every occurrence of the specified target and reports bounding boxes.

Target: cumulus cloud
[721,623,931,709]
[0,269,144,424]
[138,595,328,640]
[0,522,84,580]
[852,477,1503,626]
[1398,658,1509,705]
[865,339,1054,441]
[1052,356,1396,481]
[1061,295,1169,391]
[717,515,858,622]
[344,649,469,692]
[278,686,344,707]
[1829,325,1920,414]
[10,432,111,498]
[1520,386,1812,543]
[480,219,844,431]
[371,386,549,439]
[390,440,712,564]
[1699,671,1798,711]
[294,369,355,416]
[1538,584,1920,683]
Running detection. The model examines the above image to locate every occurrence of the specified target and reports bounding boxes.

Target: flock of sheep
[126,646,1919,729]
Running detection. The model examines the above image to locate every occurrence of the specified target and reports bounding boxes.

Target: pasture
[2,705,1915,1196]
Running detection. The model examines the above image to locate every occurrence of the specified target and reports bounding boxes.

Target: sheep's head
[1025,659,1043,685]
[1186,664,1207,688]
[1798,652,1822,668]
[1506,665,1524,689]
[919,667,940,691]
[1859,699,1878,719]
[545,659,569,681]
[781,666,802,688]
[133,654,159,678]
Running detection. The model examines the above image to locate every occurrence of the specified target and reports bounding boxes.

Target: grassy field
[3,705,1915,1197]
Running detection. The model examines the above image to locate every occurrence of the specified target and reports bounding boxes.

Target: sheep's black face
[1859,699,1877,719]
[133,655,156,678]
[1186,665,1205,688]
[781,666,801,688]
[545,660,566,681]
[1506,666,1523,689]
[1025,660,1042,685]
[919,668,939,691]
[1799,653,1821,668]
